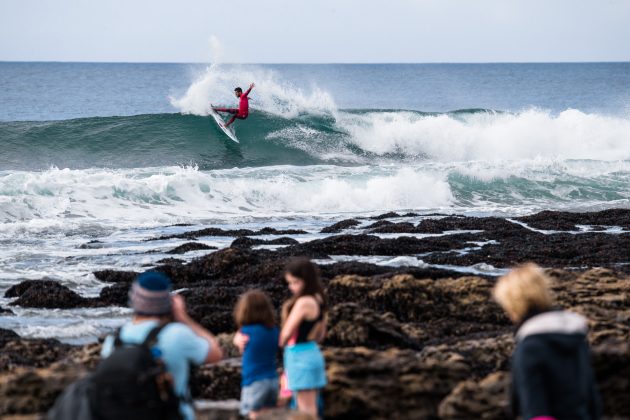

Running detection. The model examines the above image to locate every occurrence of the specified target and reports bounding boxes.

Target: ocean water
[1,62,629,342]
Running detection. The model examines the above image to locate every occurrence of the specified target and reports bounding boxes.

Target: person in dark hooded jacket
[493,263,602,420]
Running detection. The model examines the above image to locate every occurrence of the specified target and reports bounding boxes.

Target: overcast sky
[1,0,629,63]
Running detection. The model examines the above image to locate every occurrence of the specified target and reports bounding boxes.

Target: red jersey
[238,90,250,117]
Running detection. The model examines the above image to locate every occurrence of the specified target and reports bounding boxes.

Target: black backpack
[88,324,183,420]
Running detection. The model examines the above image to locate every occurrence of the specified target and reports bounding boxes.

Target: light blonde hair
[493,263,554,323]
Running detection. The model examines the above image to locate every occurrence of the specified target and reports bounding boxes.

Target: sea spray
[339,108,630,161]
[0,165,453,233]
[170,64,337,118]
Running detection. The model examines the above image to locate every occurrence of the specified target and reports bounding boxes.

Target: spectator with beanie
[100,271,223,420]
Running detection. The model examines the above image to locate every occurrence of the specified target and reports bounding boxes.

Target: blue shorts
[240,377,279,416]
[283,341,327,391]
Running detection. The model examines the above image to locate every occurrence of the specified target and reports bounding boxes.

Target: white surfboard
[209,108,239,143]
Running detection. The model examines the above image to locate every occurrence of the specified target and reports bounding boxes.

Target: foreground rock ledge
[1,267,629,419]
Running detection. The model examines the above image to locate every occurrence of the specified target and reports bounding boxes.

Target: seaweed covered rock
[6,280,88,309]
[326,303,419,349]
[324,347,470,419]
[515,208,630,231]
[438,371,511,419]
[167,242,217,254]
[320,219,361,233]
[0,332,73,373]
[230,237,299,249]
[0,363,86,417]
[93,270,138,284]
[191,358,242,401]
[328,274,505,325]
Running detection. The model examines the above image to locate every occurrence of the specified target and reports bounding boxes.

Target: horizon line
[1,60,630,65]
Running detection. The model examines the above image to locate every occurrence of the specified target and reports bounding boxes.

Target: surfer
[212,83,254,128]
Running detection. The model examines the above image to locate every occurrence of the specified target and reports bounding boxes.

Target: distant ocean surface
[0,62,629,342]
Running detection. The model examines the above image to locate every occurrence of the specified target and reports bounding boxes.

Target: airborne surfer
[212,83,254,128]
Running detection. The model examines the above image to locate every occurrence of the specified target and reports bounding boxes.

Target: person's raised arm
[172,294,223,364]
[244,82,255,97]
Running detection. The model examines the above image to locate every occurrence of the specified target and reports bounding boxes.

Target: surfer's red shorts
[214,108,248,119]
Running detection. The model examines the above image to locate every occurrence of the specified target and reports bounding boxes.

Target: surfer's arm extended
[243,83,254,97]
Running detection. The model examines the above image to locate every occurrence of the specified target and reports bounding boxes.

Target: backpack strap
[113,327,124,348]
[142,323,168,347]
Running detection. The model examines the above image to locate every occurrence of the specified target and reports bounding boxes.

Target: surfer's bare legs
[225,115,248,127]
[224,115,237,127]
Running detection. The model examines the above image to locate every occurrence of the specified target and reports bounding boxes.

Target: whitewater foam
[0,165,453,234]
[340,109,630,161]
[170,64,337,118]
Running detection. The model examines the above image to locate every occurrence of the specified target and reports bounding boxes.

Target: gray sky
[1,0,629,63]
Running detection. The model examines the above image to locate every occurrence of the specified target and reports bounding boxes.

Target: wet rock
[423,231,630,269]
[327,274,506,325]
[215,333,240,359]
[324,346,470,419]
[257,227,308,235]
[78,240,106,249]
[0,306,14,315]
[230,237,299,249]
[197,307,237,334]
[321,263,474,283]
[167,242,217,254]
[283,233,482,258]
[415,215,531,236]
[421,334,514,376]
[319,261,395,279]
[155,257,186,265]
[363,220,394,230]
[326,303,419,349]
[93,269,138,284]
[0,328,20,348]
[0,334,72,372]
[515,208,630,231]
[156,247,289,287]
[6,280,88,309]
[320,219,360,233]
[152,227,257,241]
[438,371,510,419]
[371,211,401,220]
[368,221,416,234]
[192,358,242,401]
[2,262,630,418]
[591,341,630,417]
[151,227,307,241]
[0,363,86,417]
[98,282,131,307]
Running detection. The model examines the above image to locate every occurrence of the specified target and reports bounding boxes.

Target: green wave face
[0,112,333,170]
[2,107,630,171]
[0,109,501,171]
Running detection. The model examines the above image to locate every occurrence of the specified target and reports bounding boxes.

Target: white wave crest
[0,165,453,234]
[170,64,337,118]
[340,109,630,161]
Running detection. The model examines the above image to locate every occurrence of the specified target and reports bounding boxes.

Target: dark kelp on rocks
[1,209,629,418]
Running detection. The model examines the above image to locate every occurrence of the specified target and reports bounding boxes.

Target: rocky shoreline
[1,209,629,419]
